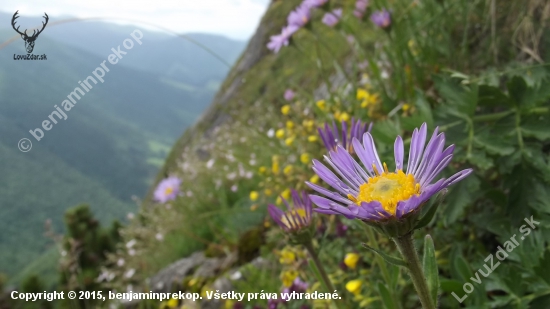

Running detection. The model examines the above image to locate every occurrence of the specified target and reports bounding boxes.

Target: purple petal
[407,123,427,175]
[394,135,404,171]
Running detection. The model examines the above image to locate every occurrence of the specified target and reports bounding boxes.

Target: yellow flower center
[280,209,307,229]
[348,164,420,215]
[164,187,174,196]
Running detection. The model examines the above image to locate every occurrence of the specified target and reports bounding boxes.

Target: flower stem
[304,240,344,309]
[394,233,436,309]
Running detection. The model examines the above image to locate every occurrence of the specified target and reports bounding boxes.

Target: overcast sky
[0,0,270,40]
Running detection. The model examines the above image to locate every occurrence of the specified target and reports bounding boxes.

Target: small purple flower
[268,190,312,233]
[267,299,278,309]
[302,0,328,9]
[290,277,309,293]
[308,123,473,221]
[354,0,369,19]
[322,9,343,27]
[356,0,369,12]
[284,89,295,101]
[267,25,299,53]
[154,176,181,203]
[318,119,372,153]
[287,4,311,28]
[371,9,391,28]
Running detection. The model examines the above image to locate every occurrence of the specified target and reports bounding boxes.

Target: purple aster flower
[302,0,329,9]
[267,25,299,53]
[284,89,295,101]
[287,4,311,28]
[268,190,312,233]
[318,119,372,153]
[307,123,473,222]
[322,9,343,27]
[371,9,391,28]
[154,176,181,203]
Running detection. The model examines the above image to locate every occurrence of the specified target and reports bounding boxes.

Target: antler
[11,10,26,37]
[29,13,49,39]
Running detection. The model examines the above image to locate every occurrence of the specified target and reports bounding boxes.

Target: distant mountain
[0,14,246,277]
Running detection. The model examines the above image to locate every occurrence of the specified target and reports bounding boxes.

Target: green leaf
[507,75,528,107]
[362,243,408,268]
[377,282,398,309]
[433,74,478,117]
[473,133,515,156]
[521,116,550,141]
[478,84,513,108]
[415,190,446,229]
[534,249,550,286]
[423,235,439,306]
[444,175,480,226]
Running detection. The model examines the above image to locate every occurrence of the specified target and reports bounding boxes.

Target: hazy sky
[1,0,270,40]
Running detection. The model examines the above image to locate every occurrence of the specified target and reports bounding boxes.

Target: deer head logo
[11,11,49,54]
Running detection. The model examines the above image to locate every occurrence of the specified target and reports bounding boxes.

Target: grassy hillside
[100,0,550,308]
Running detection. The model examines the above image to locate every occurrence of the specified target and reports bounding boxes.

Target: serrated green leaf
[377,282,398,309]
[423,235,439,306]
[521,116,550,141]
[362,243,408,268]
[473,133,515,156]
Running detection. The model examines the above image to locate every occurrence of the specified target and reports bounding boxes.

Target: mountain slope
[0,26,243,276]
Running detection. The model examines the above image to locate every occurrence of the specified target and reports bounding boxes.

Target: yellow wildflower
[224,300,235,309]
[304,119,315,131]
[346,279,362,296]
[249,191,259,201]
[309,174,320,184]
[283,165,293,175]
[344,253,360,269]
[272,161,280,175]
[316,100,326,110]
[166,298,178,308]
[275,129,285,139]
[264,188,273,196]
[281,188,291,200]
[300,153,310,164]
[402,103,411,112]
[258,166,267,174]
[286,121,294,129]
[279,248,296,264]
[281,270,299,287]
[276,196,282,205]
[285,137,294,146]
[356,88,369,100]
[281,105,291,115]
[339,112,350,122]
[308,135,318,142]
